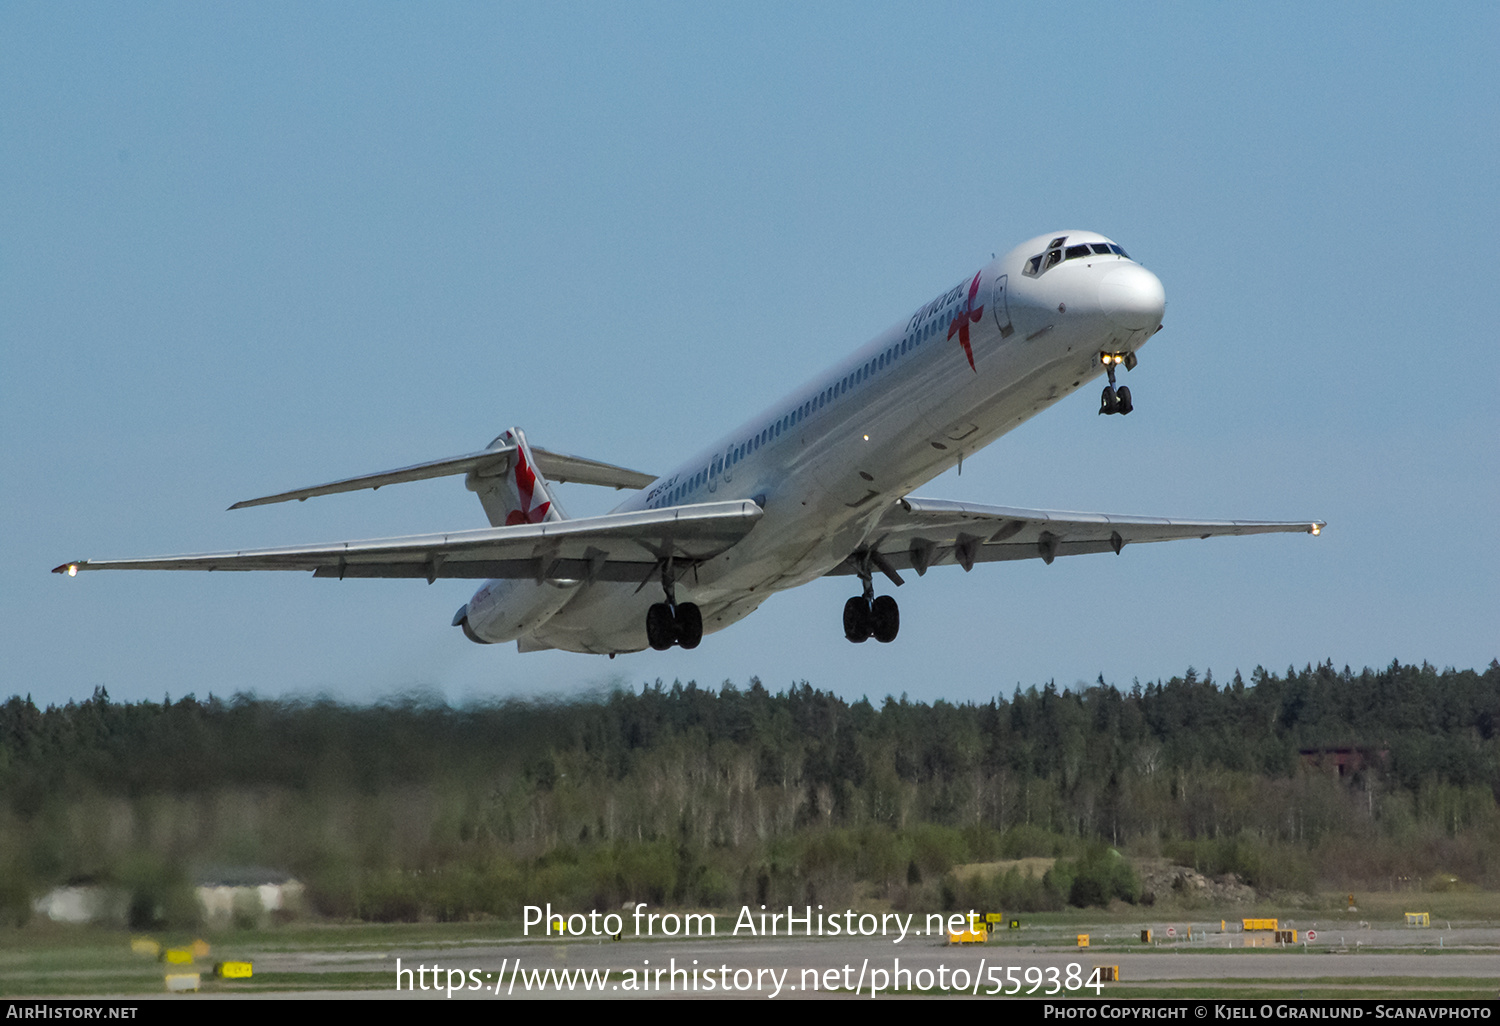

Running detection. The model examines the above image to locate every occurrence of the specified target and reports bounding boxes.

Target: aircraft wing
[54,501,761,584]
[830,497,1323,580]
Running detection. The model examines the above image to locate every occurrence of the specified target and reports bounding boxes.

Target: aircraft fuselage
[490,231,1166,653]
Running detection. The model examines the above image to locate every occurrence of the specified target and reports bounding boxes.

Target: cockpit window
[1022,239,1131,277]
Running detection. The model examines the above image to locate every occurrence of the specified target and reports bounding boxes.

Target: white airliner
[56,231,1322,655]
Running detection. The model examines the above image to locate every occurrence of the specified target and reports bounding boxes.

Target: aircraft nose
[1098,264,1165,331]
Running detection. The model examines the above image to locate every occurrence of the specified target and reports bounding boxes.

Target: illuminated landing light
[1310,524,1321,536]
[67,564,78,577]
[863,434,870,441]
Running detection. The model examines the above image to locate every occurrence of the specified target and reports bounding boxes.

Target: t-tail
[468,428,569,527]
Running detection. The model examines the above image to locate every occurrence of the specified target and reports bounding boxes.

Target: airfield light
[67,565,77,577]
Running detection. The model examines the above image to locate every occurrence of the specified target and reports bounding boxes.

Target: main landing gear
[645,559,703,651]
[647,600,702,650]
[843,556,899,644]
[1098,351,1137,416]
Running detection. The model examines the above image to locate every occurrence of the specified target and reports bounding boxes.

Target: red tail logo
[505,448,552,526]
[946,271,985,372]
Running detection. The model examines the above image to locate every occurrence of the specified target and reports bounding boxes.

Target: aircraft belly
[530,575,767,654]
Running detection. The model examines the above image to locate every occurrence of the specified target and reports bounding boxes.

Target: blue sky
[4,3,1496,709]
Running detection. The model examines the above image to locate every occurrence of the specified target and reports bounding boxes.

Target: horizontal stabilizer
[228,441,655,509]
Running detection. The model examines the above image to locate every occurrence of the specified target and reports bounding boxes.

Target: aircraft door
[991,273,1014,338]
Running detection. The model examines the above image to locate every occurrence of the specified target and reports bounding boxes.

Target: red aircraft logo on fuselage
[947,271,985,372]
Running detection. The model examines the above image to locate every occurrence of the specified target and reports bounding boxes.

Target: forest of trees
[1,659,1495,927]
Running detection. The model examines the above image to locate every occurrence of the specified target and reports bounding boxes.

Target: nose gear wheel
[1098,353,1135,416]
[1100,384,1132,416]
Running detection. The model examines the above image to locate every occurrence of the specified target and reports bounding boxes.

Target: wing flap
[55,500,760,580]
[828,496,1322,575]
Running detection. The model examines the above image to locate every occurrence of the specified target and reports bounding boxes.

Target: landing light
[67,565,78,576]
[1310,524,1321,536]
[863,434,869,441]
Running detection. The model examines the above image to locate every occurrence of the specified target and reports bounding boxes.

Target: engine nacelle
[455,577,576,645]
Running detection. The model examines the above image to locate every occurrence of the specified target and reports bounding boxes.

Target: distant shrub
[115,855,200,931]
[1056,846,1140,908]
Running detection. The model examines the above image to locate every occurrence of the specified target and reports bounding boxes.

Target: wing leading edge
[830,497,1323,577]
[54,501,761,584]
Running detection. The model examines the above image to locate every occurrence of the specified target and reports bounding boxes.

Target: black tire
[646,602,676,650]
[843,596,872,643]
[675,602,704,650]
[871,594,900,643]
[1099,385,1118,415]
[1116,385,1132,415]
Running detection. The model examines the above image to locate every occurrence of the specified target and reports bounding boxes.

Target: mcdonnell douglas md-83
[56,231,1322,655]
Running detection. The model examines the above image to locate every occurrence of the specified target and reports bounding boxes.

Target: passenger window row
[650,286,970,508]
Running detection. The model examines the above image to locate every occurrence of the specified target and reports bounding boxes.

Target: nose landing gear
[1099,383,1132,415]
[1098,351,1136,416]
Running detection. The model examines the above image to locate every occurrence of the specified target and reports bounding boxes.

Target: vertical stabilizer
[466,428,570,527]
